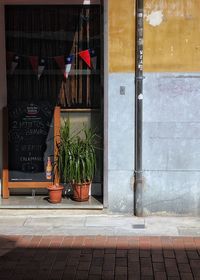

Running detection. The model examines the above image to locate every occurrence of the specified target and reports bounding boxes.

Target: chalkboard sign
[8,102,54,182]
[2,103,60,198]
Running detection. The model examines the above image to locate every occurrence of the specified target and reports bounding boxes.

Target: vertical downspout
[134,0,144,216]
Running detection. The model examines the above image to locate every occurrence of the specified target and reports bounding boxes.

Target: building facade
[0,0,200,215]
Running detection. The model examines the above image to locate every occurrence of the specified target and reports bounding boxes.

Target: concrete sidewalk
[0,211,200,279]
[0,210,200,236]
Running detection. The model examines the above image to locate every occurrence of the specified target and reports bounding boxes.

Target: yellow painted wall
[109,0,200,72]
[108,0,135,72]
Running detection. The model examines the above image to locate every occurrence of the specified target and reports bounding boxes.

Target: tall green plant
[57,121,97,184]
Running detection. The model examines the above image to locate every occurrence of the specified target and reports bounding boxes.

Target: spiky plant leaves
[57,121,97,184]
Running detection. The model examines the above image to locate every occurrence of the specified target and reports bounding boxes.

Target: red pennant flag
[29,56,38,74]
[79,50,91,68]
[6,52,14,70]
[54,56,65,72]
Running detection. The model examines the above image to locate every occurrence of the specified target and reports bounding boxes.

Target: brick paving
[0,236,199,279]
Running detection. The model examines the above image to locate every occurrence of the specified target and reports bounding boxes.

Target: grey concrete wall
[143,73,200,215]
[107,73,135,213]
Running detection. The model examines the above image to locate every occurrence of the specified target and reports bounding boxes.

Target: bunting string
[6,49,97,80]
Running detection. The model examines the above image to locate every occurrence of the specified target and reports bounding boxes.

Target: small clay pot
[47,184,64,203]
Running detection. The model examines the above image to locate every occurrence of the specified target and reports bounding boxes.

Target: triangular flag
[89,49,97,70]
[6,51,14,71]
[38,58,45,80]
[29,56,38,74]
[64,55,73,79]
[54,56,65,72]
[10,55,19,75]
[79,50,91,68]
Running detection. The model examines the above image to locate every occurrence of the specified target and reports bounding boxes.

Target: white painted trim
[103,0,108,208]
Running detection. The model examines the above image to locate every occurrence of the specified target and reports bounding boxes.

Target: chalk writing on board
[8,102,54,182]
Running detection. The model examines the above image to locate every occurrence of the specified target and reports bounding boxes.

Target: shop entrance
[2,3,104,208]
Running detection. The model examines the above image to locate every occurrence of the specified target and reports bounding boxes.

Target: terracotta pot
[72,182,90,202]
[47,184,64,203]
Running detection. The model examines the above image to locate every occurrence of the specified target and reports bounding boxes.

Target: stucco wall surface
[142,73,200,215]
[107,73,135,213]
[109,0,200,73]
[108,0,200,215]
[107,72,200,215]
[109,0,135,73]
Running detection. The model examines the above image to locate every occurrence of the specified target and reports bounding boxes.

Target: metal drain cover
[132,224,145,229]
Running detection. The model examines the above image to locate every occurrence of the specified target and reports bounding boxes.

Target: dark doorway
[4,4,103,204]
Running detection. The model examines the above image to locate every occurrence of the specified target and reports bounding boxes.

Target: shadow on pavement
[0,235,199,279]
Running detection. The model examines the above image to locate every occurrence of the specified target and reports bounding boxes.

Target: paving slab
[24,217,86,227]
[0,196,103,209]
[0,213,200,236]
[178,227,200,236]
[0,217,26,226]
[85,216,145,227]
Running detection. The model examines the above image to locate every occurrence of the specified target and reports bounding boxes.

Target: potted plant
[47,183,64,204]
[57,121,97,202]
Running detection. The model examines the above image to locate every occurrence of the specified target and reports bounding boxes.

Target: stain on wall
[146,10,164,27]
[109,0,200,72]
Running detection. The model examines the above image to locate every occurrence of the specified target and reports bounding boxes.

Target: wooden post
[54,106,60,184]
[86,8,91,107]
[72,28,78,105]
[78,9,83,105]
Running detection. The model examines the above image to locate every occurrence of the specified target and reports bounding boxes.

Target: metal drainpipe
[134,0,144,217]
